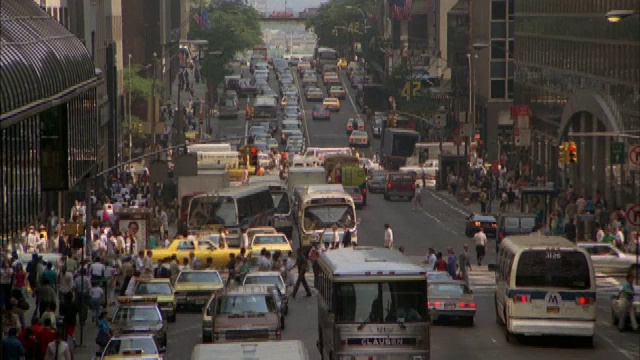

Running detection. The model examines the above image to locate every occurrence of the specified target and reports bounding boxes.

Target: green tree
[124,64,154,101]
[306,0,380,59]
[189,2,263,103]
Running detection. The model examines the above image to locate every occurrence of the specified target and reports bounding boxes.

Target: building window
[491,79,506,99]
[492,0,506,20]
[492,40,506,59]
[491,21,506,38]
[507,79,513,98]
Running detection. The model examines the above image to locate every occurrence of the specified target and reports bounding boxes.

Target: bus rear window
[515,250,591,289]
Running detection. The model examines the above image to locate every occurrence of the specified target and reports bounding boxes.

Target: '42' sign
[401,80,422,101]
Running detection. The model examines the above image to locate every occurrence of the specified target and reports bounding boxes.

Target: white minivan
[492,235,596,345]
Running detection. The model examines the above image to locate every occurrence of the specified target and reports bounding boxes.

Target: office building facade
[514,0,640,205]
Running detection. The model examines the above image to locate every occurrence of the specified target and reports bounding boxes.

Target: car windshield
[314,106,326,112]
[134,283,173,295]
[253,235,287,245]
[505,217,536,229]
[334,281,427,323]
[177,271,223,284]
[515,250,591,289]
[188,196,238,228]
[114,307,161,322]
[244,276,283,287]
[271,192,290,213]
[216,294,278,315]
[428,283,470,297]
[303,205,355,230]
[103,337,158,356]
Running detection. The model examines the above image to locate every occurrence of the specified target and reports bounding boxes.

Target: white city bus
[493,235,596,344]
[298,190,356,252]
[317,247,430,360]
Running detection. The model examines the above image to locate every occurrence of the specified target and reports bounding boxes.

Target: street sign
[610,142,625,164]
[510,105,530,128]
[149,160,169,184]
[514,128,531,147]
[626,204,640,229]
[629,144,640,170]
[459,123,473,137]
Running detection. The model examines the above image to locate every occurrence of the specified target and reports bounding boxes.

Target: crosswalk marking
[466,269,622,295]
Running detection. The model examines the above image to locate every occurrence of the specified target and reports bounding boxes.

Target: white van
[493,235,596,344]
[192,341,309,360]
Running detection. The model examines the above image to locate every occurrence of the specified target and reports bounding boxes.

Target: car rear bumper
[509,318,595,337]
[431,309,476,319]
[386,191,413,197]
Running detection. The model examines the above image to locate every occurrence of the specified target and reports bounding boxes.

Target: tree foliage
[306,0,380,58]
[124,65,154,101]
[189,2,263,85]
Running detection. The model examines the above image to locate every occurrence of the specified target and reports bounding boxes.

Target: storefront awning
[0,0,99,127]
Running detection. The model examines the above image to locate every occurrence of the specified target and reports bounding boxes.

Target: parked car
[344,185,366,208]
[465,214,497,238]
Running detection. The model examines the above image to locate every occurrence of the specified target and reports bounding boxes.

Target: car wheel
[202,332,212,343]
[169,313,177,323]
[465,316,475,326]
[281,315,286,330]
[495,295,504,325]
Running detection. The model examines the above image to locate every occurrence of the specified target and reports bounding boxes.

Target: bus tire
[494,295,504,325]
[582,336,594,348]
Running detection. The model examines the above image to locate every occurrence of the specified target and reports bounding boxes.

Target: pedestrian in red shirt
[39,318,57,358]
[18,327,39,359]
[433,252,447,271]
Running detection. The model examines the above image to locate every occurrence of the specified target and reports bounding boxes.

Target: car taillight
[458,302,477,309]
[427,301,442,308]
[362,188,367,194]
[499,231,505,239]
[576,296,595,305]
[512,294,530,303]
[387,183,392,189]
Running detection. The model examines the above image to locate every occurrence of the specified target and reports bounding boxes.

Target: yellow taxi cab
[173,269,225,310]
[322,97,341,112]
[112,297,168,349]
[322,72,340,85]
[133,277,177,322]
[249,233,292,258]
[337,58,348,69]
[201,293,217,343]
[97,334,164,359]
[246,226,278,243]
[151,237,240,268]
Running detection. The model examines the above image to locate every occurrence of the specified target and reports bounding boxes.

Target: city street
[144,66,640,360]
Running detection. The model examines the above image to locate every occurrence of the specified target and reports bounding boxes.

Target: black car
[237,79,257,97]
[312,105,331,120]
[497,214,537,245]
[465,214,497,238]
[366,170,388,193]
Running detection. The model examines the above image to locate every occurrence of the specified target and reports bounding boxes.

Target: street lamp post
[346,5,368,29]
[151,52,158,146]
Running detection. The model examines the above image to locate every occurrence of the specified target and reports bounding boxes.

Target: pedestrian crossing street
[468,269,622,296]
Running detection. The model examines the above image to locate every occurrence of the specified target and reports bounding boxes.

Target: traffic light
[558,142,568,164]
[249,146,259,168]
[388,113,396,128]
[568,141,577,163]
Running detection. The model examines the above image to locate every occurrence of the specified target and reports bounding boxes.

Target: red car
[312,105,331,120]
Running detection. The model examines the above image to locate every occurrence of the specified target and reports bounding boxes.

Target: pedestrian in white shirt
[384,224,394,249]
[242,229,250,249]
[595,223,605,243]
[331,225,340,249]
[424,248,437,268]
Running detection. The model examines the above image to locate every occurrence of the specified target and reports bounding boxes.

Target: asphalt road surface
[137,65,640,360]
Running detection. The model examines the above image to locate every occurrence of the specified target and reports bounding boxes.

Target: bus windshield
[271,192,290,214]
[515,250,591,289]
[334,281,427,323]
[188,196,238,228]
[303,205,355,230]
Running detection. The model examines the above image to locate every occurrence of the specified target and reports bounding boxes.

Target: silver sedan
[427,280,476,326]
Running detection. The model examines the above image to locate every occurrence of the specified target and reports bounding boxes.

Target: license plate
[547,306,560,314]
[444,304,455,310]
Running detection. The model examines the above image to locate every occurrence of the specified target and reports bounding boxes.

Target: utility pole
[151,52,158,146]
[128,54,133,160]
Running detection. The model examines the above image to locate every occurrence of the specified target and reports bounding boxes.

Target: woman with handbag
[95,311,112,351]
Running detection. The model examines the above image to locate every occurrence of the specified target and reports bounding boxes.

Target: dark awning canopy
[0,0,99,127]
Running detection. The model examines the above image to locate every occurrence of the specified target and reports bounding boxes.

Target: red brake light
[251,147,258,154]
[499,231,505,239]
[512,295,530,303]
[458,302,477,309]
[387,183,392,189]
[362,188,367,194]
[576,296,594,305]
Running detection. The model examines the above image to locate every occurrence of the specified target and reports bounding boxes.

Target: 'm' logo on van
[546,292,560,304]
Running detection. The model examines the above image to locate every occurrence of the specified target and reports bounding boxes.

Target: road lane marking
[292,68,311,147]
[596,331,639,360]
[418,207,460,236]
[425,189,473,217]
